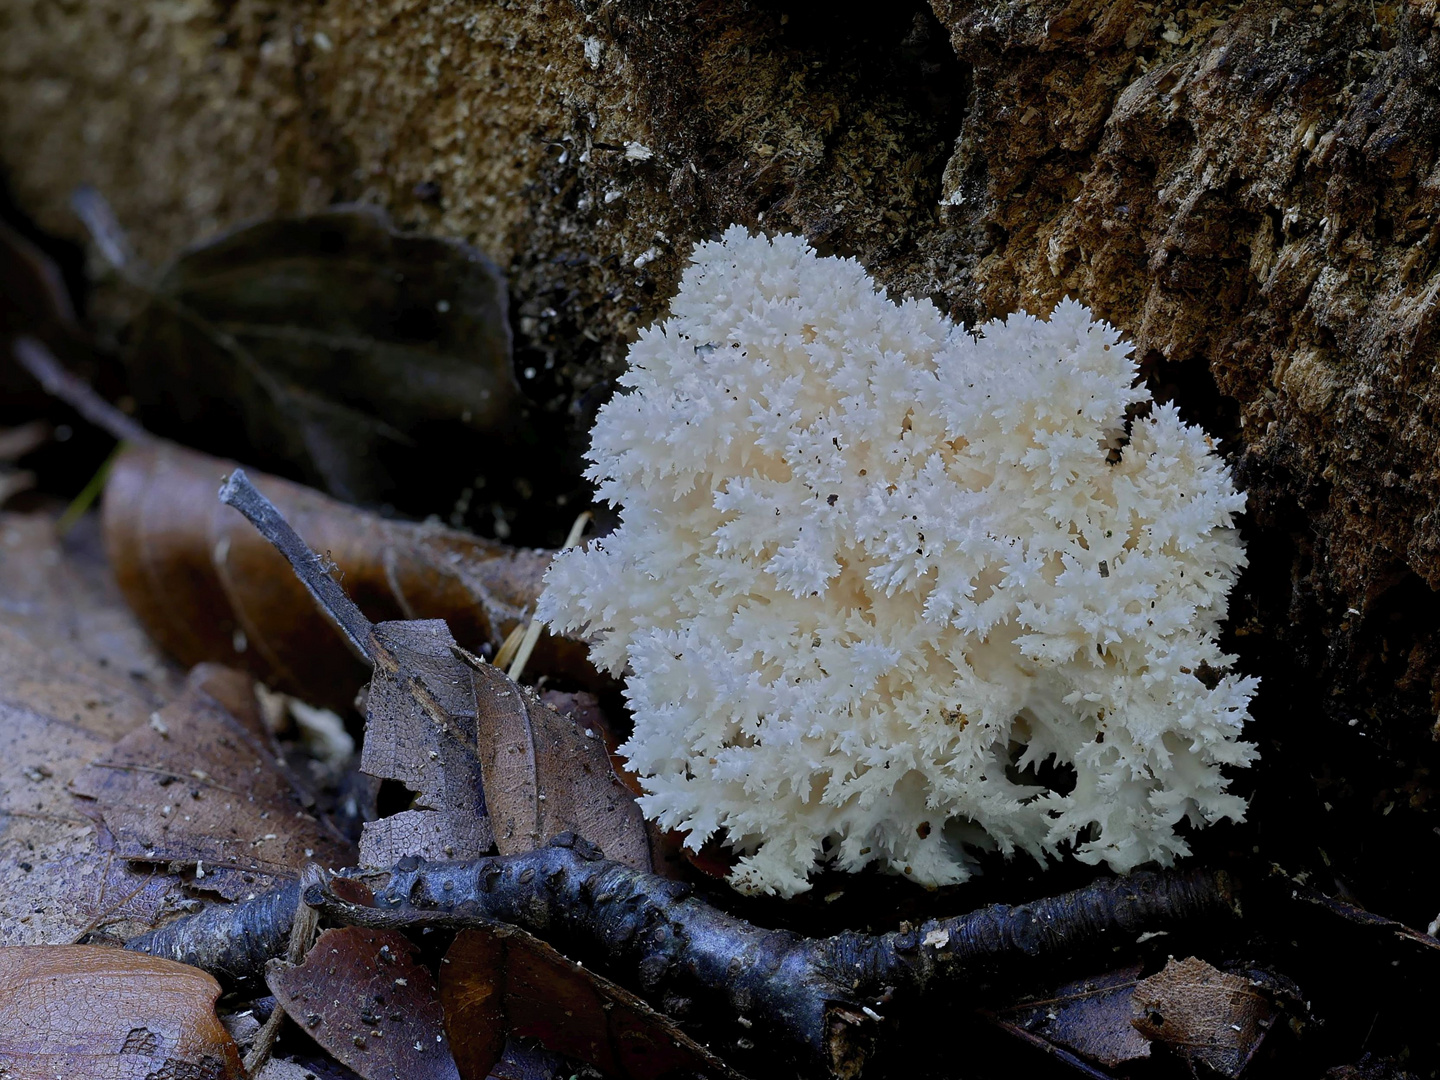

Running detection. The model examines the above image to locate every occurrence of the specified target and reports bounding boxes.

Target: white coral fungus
[539,227,1258,897]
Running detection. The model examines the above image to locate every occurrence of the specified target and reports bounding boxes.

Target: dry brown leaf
[0,511,189,943]
[441,926,744,1080]
[1132,956,1277,1078]
[0,944,244,1079]
[267,926,462,1080]
[358,619,495,868]
[103,440,592,711]
[71,664,356,900]
[475,662,650,871]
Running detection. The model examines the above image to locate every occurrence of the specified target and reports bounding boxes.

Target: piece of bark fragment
[72,664,355,900]
[0,944,244,1079]
[267,926,461,1080]
[1131,956,1277,1078]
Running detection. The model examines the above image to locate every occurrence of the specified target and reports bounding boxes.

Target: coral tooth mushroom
[539,226,1257,898]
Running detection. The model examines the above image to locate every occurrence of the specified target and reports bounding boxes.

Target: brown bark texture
[3,0,1438,910]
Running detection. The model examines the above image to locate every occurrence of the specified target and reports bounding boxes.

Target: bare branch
[303,837,1235,1078]
[217,468,375,663]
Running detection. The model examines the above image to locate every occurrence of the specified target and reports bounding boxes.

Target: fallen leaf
[72,665,355,899]
[1132,956,1277,1078]
[0,944,243,1079]
[0,511,189,943]
[267,926,461,1080]
[441,926,744,1080]
[358,619,495,867]
[121,204,516,505]
[208,469,645,871]
[991,965,1151,1071]
[104,440,589,711]
[476,662,650,871]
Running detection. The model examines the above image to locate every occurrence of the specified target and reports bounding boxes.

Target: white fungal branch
[539,227,1258,898]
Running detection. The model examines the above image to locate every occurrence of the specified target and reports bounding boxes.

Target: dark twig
[11,336,150,444]
[243,864,324,1076]
[125,841,1233,1075]
[299,836,1234,1078]
[217,469,375,663]
[71,185,144,278]
[125,880,302,995]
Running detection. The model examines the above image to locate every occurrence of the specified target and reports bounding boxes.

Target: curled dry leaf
[267,926,461,1080]
[0,511,189,943]
[72,664,356,900]
[475,662,650,871]
[441,926,745,1080]
[103,440,590,711]
[1132,956,1278,1078]
[358,619,495,868]
[120,203,516,505]
[0,945,243,1079]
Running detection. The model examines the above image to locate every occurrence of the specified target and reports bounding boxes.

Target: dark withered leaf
[358,619,495,868]
[267,926,461,1080]
[441,926,744,1080]
[991,964,1150,1072]
[124,204,516,504]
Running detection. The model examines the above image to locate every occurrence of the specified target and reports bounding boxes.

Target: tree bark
[3,0,1437,915]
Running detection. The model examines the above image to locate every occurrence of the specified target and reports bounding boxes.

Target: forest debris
[0,696,184,945]
[103,438,586,709]
[71,664,355,900]
[303,837,1234,1078]
[13,338,592,703]
[441,926,743,1080]
[0,511,188,943]
[219,467,646,869]
[267,926,461,1080]
[243,863,325,1076]
[1131,956,1276,1078]
[475,660,650,871]
[358,618,495,867]
[1288,876,1440,959]
[112,203,515,505]
[0,945,244,1079]
[990,965,1151,1070]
